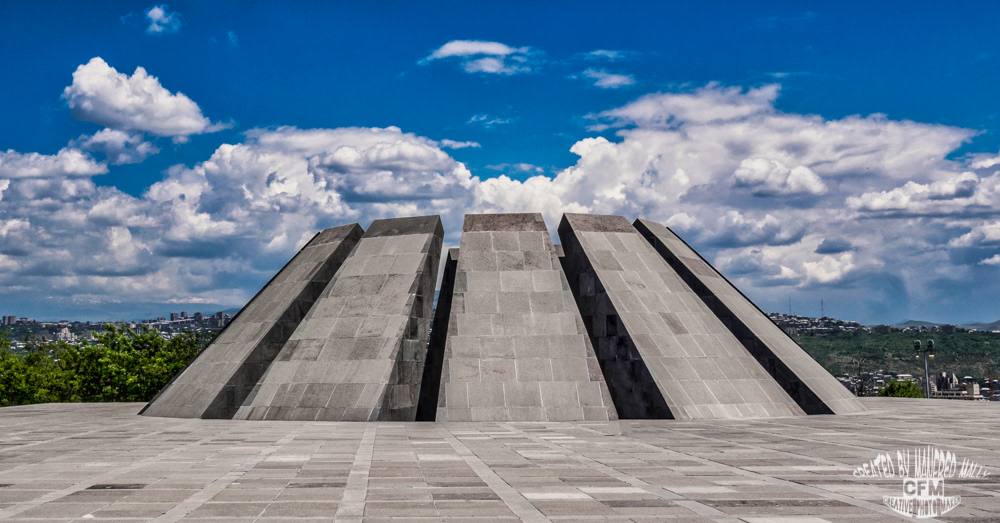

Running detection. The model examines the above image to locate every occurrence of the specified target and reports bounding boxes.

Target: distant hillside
[964,319,1000,331]
[794,330,1000,378]
[891,320,941,328]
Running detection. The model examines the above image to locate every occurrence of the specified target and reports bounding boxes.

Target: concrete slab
[0,399,996,521]
[234,216,443,421]
[558,213,805,420]
[633,218,867,416]
[435,213,617,422]
[141,224,364,419]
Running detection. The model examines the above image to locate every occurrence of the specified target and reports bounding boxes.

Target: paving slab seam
[694,420,1000,499]
[332,423,376,522]
[0,427,167,480]
[0,416,152,455]
[500,423,740,522]
[435,424,550,523]
[149,424,308,522]
[604,423,948,523]
[0,422,242,520]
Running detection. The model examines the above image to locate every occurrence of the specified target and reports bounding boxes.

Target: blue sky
[2,1,1000,324]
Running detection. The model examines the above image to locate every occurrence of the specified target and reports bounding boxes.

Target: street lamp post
[915,340,935,398]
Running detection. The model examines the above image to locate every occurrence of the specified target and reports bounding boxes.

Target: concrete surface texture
[141,223,364,420]
[558,214,806,420]
[0,399,997,522]
[435,213,617,422]
[632,218,867,416]
[234,216,443,422]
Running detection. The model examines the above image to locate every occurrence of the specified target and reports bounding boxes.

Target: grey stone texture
[2,399,997,521]
[633,218,868,415]
[233,215,443,422]
[141,223,364,419]
[436,213,617,422]
[558,213,805,420]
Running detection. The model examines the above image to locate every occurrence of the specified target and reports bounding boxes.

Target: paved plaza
[0,398,997,522]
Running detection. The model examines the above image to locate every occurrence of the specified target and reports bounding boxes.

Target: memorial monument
[143,212,864,421]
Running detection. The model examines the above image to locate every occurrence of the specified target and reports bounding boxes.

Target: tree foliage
[0,325,205,407]
[878,380,925,398]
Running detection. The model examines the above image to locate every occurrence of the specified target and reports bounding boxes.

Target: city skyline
[2,2,1000,324]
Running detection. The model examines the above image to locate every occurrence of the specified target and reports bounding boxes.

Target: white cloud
[467,114,513,127]
[227,31,238,47]
[848,171,999,216]
[72,129,159,165]
[62,57,229,140]
[803,253,856,285]
[4,78,1000,322]
[731,157,827,196]
[595,83,781,128]
[581,68,635,89]
[145,5,181,34]
[0,148,107,179]
[583,49,636,62]
[422,40,536,75]
[949,221,1000,248]
[439,139,480,149]
[980,254,1000,265]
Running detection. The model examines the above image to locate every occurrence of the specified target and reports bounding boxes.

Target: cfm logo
[854,446,989,518]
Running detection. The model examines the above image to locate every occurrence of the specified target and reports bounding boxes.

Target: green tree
[0,325,205,407]
[878,380,924,398]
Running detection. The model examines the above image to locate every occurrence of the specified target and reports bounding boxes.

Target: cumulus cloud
[421,40,537,75]
[581,68,635,89]
[949,221,1000,248]
[72,129,160,165]
[62,57,229,141]
[847,171,999,216]
[145,5,181,34]
[4,77,1000,323]
[0,125,483,316]
[0,148,107,179]
[731,157,827,196]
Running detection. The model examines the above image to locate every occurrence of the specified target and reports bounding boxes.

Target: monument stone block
[633,218,867,415]
[558,213,805,419]
[234,215,443,421]
[141,223,364,419]
[435,213,617,422]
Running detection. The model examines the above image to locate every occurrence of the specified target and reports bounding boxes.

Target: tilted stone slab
[633,218,867,415]
[234,215,442,421]
[558,213,805,420]
[436,213,617,422]
[141,223,364,419]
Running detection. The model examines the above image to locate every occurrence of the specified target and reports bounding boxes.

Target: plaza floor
[0,398,997,522]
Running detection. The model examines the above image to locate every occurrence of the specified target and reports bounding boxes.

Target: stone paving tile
[0,400,997,521]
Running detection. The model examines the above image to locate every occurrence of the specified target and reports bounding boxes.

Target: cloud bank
[3,59,999,323]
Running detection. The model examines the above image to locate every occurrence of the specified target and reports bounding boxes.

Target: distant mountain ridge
[891,319,1000,331]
